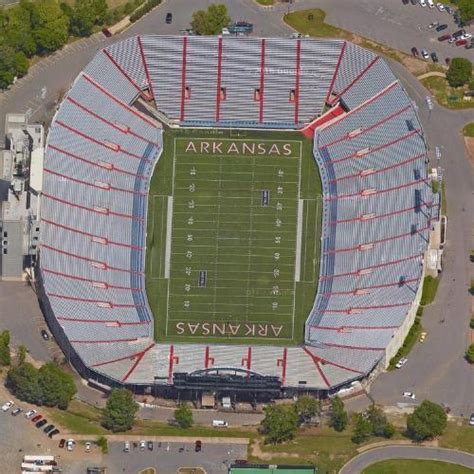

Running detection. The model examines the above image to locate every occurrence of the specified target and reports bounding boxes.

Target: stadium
[37,35,439,399]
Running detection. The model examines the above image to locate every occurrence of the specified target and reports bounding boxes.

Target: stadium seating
[39,36,437,391]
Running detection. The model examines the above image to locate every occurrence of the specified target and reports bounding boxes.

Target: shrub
[446,58,472,88]
[466,344,474,364]
[260,404,299,444]
[329,396,348,432]
[101,388,138,432]
[174,402,193,429]
[406,400,447,441]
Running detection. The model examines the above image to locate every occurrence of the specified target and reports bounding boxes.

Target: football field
[146,130,321,344]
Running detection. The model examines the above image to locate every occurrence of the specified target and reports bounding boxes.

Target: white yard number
[188,200,195,209]
[190,167,197,176]
[184,283,191,292]
[187,216,194,225]
[276,202,283,211]
[273,268,280,278]
[185,267,192,276]
[186,250,193,259]
[183,300,190,309]
[274,236,281,244]
[187,234,193,242]
[188,183,196,192]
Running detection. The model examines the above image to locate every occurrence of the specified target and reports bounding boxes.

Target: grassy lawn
[420,276,440,306]
[284,9,351,39]
[439,422,474,454]
[421,76,474,110]
[463,123,474,137]
[255,0,275,5]
[363,460,473,474]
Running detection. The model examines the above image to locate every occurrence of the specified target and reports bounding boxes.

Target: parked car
[421,49,430,59]
[11,407,23,416]
[25,409,37,419]
[36,419,48,429]
[428,21,439,29]
[195,440,202,452]
[427,0,434,7]
[469,413,474,426]
[59,438,66,448]
[66,439,75,451]
[419,0,427,6]
[438,34,451,41]
[403,391,416,399]
[2,401,14,412]
[101,28,112,38]
[49,429,60,438]
[436,2,445,11]
[395,357,408,369]
[41,329,50,341]
[461,33,472,40]
[431,52,439,62]
[165,12,172,24]
[85,442,92,453]
[435,24,448,32]
[419,331,428,342]
[455,39,468,46]
[147,441,153,451]
[44,424,55,434]
[31,414,42,422]
[123,441,130,452]
[445,5,454,14]
[139,440,146,451]
[411,46,419,57]
[402,0,409,4]
[452,29,466,39]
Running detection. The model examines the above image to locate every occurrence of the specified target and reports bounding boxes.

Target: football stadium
[37,35,439,398]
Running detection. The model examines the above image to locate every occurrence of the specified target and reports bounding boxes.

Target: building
[0,113,43,281]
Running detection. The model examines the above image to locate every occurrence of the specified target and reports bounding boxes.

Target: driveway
[340,446,474,474]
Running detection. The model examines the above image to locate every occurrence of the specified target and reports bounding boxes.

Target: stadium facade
[36,35,439,398]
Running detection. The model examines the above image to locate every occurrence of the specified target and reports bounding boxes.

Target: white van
[427,0,434,7]
[212,419,229,427]
[419,0,426,6]
[123,441,130,452]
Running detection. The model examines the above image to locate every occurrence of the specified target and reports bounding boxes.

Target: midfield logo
[183,140,294,156]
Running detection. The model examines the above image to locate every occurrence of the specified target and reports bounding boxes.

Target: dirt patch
[464,137,474,167]
[250,438,300,460]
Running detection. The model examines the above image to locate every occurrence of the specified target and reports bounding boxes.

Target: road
[0,0,473,417]
[340,446,474,474]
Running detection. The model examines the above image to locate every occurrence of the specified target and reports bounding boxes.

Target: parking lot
[105,440,247,474]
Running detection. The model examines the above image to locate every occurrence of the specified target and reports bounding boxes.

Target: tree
[191,4,230,35]
[366,405,395,438]
[17,344,28,365]
[4,2,37,57]
[466,344,474,364]
[295,395,320,424]
[102,388,138,432]
[457,0,474,24]
[70,0,107,37]
[406,400,447,441]
[174,402,193,428]
[260,404,299,444]
[329,396,348,432]
[30,0,69,54]
[6,362,42,403]
[38,362,76,409]
[351,413,372,444]
[0,330,11,366]
[446,57,472,88]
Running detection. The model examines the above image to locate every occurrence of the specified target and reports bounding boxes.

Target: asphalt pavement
[0,0,473,418]
[340,446,474,474]
[106,440,247,474]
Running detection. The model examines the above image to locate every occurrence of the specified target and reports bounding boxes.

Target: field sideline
[145,128,322,345]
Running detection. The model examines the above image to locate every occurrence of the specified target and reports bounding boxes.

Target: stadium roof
[38,35,437,391]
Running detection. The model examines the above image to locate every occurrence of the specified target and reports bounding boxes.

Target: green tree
[17,344,28,365]
[174,402,193,428]
[466,344,474,364]
[0,330,11,366]
[457,0,474,24]
[70,0,107,37]
[366,405,395,438]
[38,362,76,409]
[446,57,472,88]
[295,395,320,424]
[329,396,348,432]
[260,404,299,444]
[191,3,230,35]
[102,388,139,432]
[351,413,372,444]
[31,0,69,54]
[6,362,42,403]
[4,2,37,57]
[406,400,447,441]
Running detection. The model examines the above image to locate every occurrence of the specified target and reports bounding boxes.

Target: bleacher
[39,35,437,391]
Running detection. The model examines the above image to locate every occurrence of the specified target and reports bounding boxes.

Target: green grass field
[146,128,321,345]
